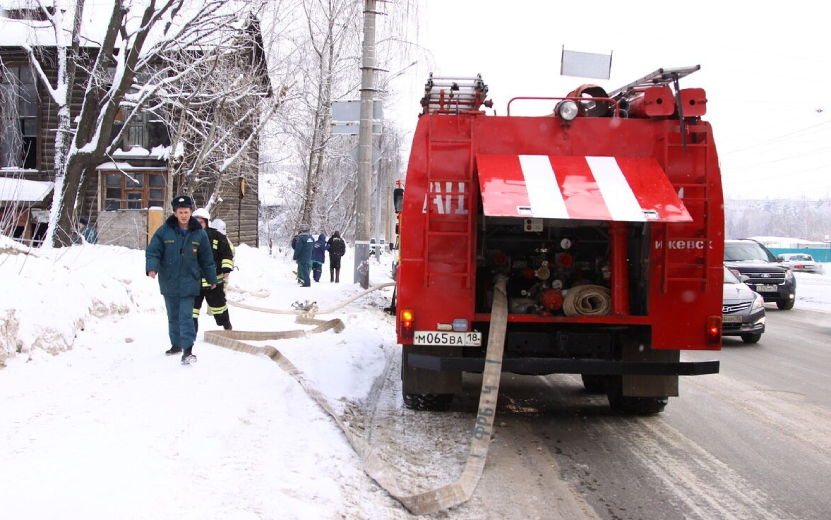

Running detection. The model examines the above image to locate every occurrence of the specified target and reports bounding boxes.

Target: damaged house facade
[0,4,271,248]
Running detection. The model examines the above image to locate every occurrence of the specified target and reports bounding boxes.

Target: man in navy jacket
[292,224,314,287]
[146,195,217,364]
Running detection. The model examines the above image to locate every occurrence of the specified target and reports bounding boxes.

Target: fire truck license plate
[414,331,482,346]
[756,284,778,292]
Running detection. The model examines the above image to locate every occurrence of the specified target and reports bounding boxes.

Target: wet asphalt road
[478,306,831,520]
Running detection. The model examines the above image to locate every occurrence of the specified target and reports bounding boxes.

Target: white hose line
[562,284,611,316]
[204,278,508,516]
[226,282,396,316]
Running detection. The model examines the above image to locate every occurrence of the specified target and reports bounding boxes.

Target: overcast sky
[386,0,831,201]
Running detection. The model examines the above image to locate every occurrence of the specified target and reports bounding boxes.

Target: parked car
[724,239,796,310]
[370,238,386,254]
[777,253,824,274]
[722,266,766,344]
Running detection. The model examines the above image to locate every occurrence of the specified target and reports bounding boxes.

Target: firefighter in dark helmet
[191,208,235,332]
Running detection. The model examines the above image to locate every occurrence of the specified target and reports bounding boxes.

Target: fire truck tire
[606,376,668,415]
[403,393,454,411]
[776,299,795,310]
[740,332,762,344]
[580,374,606,393]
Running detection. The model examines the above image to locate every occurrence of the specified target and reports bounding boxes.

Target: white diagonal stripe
[586,156,645,222]
[519,155,569,218]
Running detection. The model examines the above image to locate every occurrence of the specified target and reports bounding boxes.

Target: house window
[102,172,168,210]
[111,107,170,152]
[1,66,38,169]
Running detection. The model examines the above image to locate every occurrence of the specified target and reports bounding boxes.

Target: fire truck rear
[394,67,723,414]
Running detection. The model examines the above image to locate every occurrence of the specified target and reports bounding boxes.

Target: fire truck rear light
[557,100,579,121]
[452,319,468,332]
[400,309,415,339]
[706,315,722,344]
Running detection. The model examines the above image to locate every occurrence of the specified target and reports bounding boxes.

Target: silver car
[777,253,824,274]
[722,266,766,344]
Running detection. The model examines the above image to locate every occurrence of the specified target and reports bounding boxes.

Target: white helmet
[210,218,227,235]
[192,208,210,222]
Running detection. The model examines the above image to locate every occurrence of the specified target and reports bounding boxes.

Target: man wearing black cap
[145,195,218,365]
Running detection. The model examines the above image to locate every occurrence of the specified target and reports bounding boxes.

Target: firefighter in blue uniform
[145,195,217,365]
[292,223,314,287]
[191,208,235,331]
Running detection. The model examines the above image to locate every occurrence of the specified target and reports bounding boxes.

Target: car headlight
[785,269,794,281]
[752,292,764,310]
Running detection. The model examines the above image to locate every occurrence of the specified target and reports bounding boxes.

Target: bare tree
[261,0,421,248]
[150,12,288,214]
[16,0,274,247]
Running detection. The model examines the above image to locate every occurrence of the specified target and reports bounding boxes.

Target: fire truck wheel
[776,299,795,310]
[403,393,454,411]
[606,376,668,415]
[740,333,762,344]
[580,374,606,393]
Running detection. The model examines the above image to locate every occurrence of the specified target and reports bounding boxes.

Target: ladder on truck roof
[421,74,489,115]
[423,117,475,289]
[607,65,700,99]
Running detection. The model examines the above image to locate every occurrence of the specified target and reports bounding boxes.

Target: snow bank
[0,236,161,366]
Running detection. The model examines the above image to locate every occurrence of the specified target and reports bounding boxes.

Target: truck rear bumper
[406,354,719,376]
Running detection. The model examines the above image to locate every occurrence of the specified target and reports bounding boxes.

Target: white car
[777,253,824,274]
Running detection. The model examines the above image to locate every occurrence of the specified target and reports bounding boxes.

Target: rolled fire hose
[562,284,611,316]
[204,277,510,516]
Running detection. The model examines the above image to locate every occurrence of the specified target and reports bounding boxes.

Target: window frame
[100,170,168,211]
[1,64,40,170]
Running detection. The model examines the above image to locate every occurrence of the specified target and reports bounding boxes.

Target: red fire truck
[393,67,723,414]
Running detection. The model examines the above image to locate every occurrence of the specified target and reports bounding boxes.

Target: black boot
[181,346,197,365]
[330,267,335,282]
[165,345,182,356]
[219,311,232,330]
[335,268,340,283]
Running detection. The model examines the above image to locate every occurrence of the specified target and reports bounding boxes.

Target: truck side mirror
[393,188,404,213]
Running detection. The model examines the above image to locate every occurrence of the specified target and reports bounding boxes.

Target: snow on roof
[1,2,260,52]
[112,146,150,157]
[0,177,53,202]
[0,2,110,48]
[95,161,163,171]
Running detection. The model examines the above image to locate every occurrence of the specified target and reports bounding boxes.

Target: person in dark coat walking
[326,230,346,283]
[311,233,328,282]
[292,224,314,287]
[191,208,234,332]
[145,195,217,364]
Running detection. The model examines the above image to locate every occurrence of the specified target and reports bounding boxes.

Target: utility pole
[354,0,378,289]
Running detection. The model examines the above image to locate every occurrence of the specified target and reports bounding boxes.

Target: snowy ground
[1,237,829,519]
[0,237,409,520]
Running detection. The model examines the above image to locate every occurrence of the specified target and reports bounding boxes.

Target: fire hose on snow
[203,277,510,516]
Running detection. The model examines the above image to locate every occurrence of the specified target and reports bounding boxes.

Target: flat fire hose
[203,277,509,516]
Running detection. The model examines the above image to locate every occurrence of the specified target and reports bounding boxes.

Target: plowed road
[367,307,831,519]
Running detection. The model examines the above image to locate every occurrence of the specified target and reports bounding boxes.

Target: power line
[723,119,831,155]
